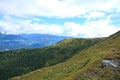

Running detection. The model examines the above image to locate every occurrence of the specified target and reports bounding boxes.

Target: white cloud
[84,19,120,37]
[0,0,119,17]
[0,0,120,37]
[63,16,120,37]
[0,19,64,35]
[63,17,120,38]
[0,16,119,38]
[63,22,85,36]
[86,11,105,18]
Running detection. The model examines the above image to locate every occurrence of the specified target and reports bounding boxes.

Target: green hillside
[10,31,120,80]
[0,38,101,80]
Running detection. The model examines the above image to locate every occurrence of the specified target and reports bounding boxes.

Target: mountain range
[0,33,67,51]
[0,31,120,80]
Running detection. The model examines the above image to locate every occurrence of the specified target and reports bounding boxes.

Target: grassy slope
[10,31,120,80]
[0,38,101,80]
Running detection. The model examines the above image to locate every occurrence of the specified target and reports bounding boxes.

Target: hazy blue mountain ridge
[0,33,68,51]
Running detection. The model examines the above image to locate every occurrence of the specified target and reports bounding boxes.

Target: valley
[0,33,67,51]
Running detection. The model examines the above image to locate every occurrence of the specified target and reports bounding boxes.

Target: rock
[102,59,120,68]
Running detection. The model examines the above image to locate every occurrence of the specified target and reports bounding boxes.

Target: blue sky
[0,0,120,38]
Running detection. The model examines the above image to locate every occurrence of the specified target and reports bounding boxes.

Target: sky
[0,0,120,38]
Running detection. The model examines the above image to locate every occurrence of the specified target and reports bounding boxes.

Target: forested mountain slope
[0,37,101,80]
[10,31,120,80]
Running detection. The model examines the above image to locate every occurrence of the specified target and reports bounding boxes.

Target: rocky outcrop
[102,59,120,68]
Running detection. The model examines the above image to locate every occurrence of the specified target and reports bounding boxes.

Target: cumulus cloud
[0,0,120,37]
[0,19,63,35]
[0,16,120,38]
[0,0,120,17]
[63,18,120,37]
